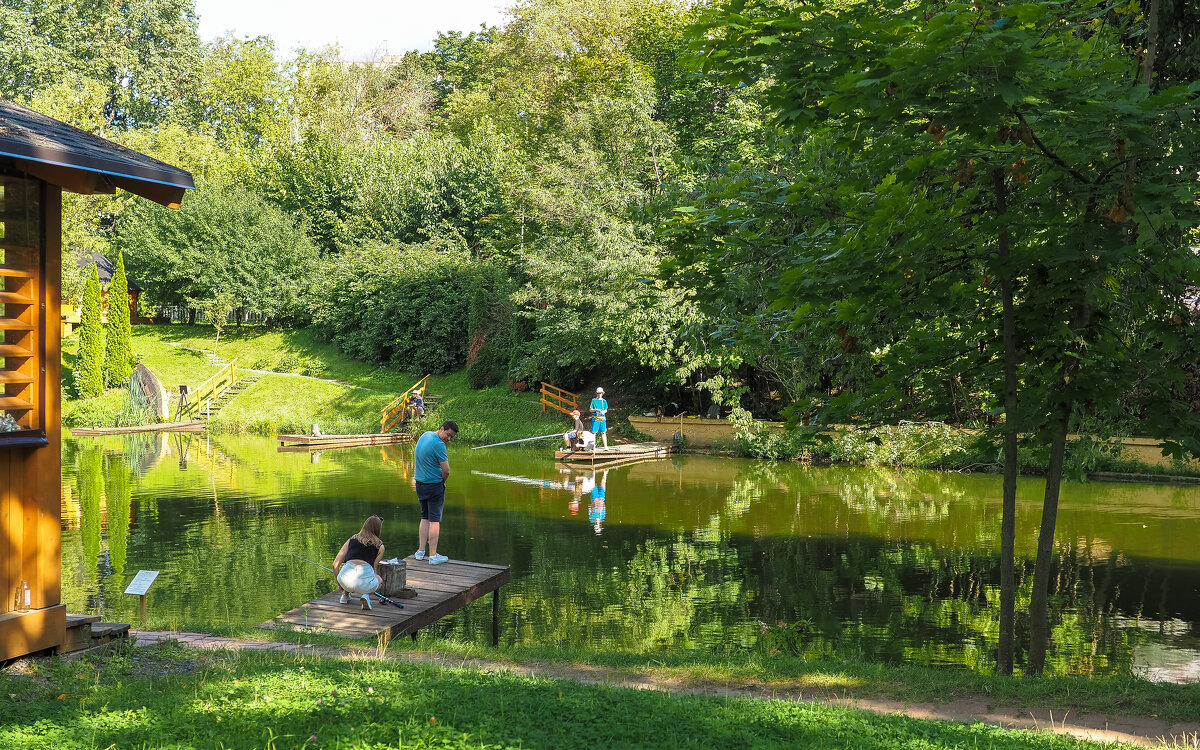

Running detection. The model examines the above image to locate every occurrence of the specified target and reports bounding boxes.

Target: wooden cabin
[0,98,193,661]
[61,251,145,336]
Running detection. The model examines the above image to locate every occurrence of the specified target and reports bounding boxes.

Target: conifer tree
[78,265,105,397]
[105,252,134,385]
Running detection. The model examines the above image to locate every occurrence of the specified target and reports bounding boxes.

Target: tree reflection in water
[62,439,1200,679]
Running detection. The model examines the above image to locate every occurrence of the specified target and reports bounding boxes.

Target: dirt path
[128,631,1198,747]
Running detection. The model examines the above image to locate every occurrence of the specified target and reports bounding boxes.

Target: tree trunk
[188,307,197,325]
[994,169,1018,676]
[1027,398,1072,674]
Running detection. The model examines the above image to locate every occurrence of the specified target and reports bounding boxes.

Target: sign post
[124,570,160,623]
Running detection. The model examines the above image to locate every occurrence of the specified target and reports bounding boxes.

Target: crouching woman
[333,515,386,610]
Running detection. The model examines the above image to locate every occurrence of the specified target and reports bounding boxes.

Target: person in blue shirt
[412,420,458,565]
[588,470,607,534]
[590,386,609,449]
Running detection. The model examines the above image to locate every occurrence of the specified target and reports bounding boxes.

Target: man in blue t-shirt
[413,420,458,565]
[590,386,609,449]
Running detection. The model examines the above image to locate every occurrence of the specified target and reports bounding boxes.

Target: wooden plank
[0,372,36,384]
[0,396,33,411]
[0,290,34,305]
[0,268,34,278]
[69,420,206,436]
[260,556,509,642]
[0,343,33,357]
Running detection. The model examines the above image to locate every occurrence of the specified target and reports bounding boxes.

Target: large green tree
[116,183,318,324]
[678,0,1200,673]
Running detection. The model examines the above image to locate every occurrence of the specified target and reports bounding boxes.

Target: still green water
[62,434,1200,681]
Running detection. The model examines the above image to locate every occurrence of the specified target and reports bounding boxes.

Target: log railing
[380,375,430,433]
[180,360,238,420]
[539,382,578,416]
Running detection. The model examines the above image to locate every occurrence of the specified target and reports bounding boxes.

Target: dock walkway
[277,432,412,452]
[554,441,672,468]
[260,556,509,644]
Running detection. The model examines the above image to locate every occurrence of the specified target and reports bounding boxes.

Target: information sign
[124,570,160,596]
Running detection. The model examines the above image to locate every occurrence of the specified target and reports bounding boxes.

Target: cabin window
[0,174,43,441]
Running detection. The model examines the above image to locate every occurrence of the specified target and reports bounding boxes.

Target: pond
[61,433,1200,682]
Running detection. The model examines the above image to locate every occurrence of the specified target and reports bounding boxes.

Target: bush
[310,239,477,374]
[104,251,134,385]
[77,265,105,397]
[729,407,828,461]
[63,398,119,428]
[829,421,972,468]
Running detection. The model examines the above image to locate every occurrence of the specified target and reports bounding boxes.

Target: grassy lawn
[0,643,1137,750]
[63,324,571,442]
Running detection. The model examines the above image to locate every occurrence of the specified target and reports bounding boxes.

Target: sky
[194,0,510,60]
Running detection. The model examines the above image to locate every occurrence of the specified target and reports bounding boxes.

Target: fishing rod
[471,433,564,450]
[289,552,404,609]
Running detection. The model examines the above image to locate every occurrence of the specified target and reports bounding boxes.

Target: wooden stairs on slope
[201,371,262,420]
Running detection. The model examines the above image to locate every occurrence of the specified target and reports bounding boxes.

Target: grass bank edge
[0,643,1172,750]
[106,622,1200,726]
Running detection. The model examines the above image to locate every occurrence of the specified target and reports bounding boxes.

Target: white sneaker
[339,593,350,604]
[413,550,425,560]
[428,553,449,565]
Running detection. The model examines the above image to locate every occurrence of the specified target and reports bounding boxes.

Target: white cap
[596,387,604,393]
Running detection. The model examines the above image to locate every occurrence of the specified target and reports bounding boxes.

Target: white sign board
[124,570,160,596]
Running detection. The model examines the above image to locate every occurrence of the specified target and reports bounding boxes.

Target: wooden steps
[62,614,131,654]
[200,372,262,420]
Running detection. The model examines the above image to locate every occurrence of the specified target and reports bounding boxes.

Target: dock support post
[492,589,500,646]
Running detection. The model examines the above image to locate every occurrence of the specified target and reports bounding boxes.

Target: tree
[105,251,134,386]
[680,0,1200,674]
[117,182,318,324]
[77,265,105,398]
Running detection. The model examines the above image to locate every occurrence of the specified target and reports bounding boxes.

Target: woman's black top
[345,538,380,565]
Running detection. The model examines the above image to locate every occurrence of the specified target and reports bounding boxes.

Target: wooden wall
[0,179,64,661]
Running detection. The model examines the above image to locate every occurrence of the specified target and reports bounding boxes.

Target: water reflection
[62,437,1200,681]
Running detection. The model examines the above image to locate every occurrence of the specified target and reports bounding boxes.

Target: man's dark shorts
[416,480,446,522]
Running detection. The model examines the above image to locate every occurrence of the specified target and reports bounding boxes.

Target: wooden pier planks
[69,420,207,436]
[260,557,509,644]
[554,441,672,468]
[276,432,413,452]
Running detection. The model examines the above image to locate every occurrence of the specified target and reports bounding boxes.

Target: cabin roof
[0,98,194,207]
[79,252,142,292]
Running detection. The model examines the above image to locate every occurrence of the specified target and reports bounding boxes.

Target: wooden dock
[260,556,509,644]
[277,432,412,452]
[70,419,207,436]
[554,441,672,468]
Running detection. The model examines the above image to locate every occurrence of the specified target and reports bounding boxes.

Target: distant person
[590,386,609,449]
[563,409,586,448]
[410,390,426,418]
[332,515,386,610]
[413,420,458,565]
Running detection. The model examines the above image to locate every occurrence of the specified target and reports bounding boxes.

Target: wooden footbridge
[261,555,509,645]
[554,441,673,468]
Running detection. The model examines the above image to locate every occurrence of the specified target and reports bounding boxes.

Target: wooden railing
[539,382,579,416]
[179,360,238,420]
[380,375,430,433]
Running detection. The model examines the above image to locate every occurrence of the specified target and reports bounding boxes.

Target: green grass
[62,324,574,442]
[0,643,1139,750]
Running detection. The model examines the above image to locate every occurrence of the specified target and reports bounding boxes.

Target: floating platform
[554,441,672,468]
[277,432,412,452]
[70,419,207,437]
[260,556,509,644]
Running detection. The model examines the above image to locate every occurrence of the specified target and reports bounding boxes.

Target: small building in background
[61,251,144,336]
[0,97,193,662]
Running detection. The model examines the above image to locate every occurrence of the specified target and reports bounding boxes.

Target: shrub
[77,265,105,397]
[310,239,477,374]
[104,251,134,386]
